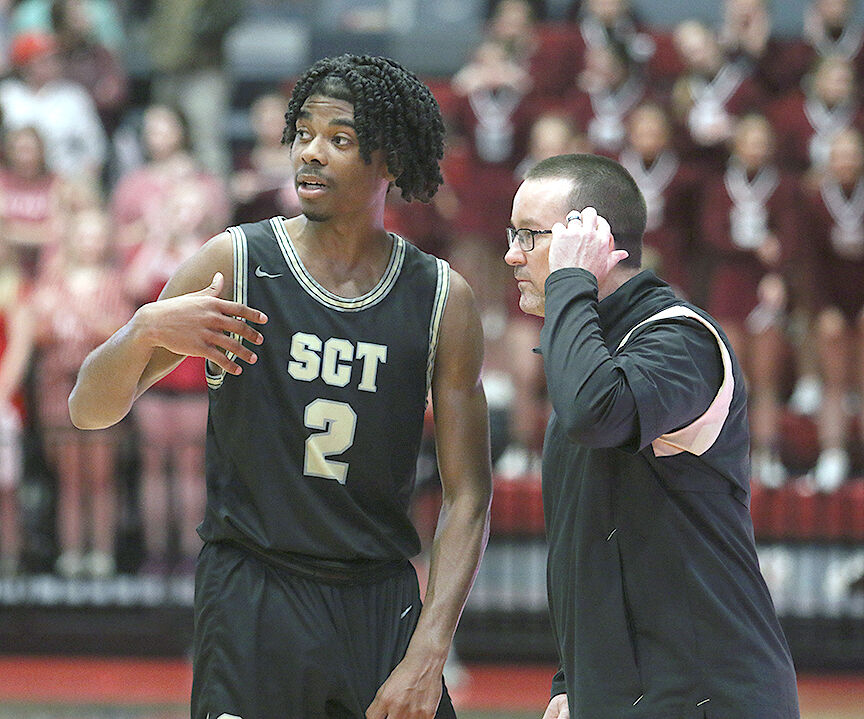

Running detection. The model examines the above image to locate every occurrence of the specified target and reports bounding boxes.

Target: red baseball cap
[10,33,58,67]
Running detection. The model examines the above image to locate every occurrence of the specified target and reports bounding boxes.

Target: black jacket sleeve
[540,269,723,452]
[551,666,567,699]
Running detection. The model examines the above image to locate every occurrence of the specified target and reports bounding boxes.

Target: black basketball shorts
[191,541,457,719]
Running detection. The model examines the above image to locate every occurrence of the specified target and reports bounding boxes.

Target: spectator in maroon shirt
[563,40,652,157]
[802,127,864,491]
[564,0,676,83]
[768,0,864,97]
[486,0,574,98]
[618,102,702,300]
[670,19,766,171]
[768,54,864,179]
[696,115,803,487]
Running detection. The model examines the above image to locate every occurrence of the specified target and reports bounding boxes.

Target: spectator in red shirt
[0,206,132,577]
[124,182,213,575]
[0,238,28,576]
[0,125,65,276]
[111,104,230,262]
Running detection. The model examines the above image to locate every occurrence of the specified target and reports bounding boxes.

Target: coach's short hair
[525,153,647,268]
[283,54,445,203]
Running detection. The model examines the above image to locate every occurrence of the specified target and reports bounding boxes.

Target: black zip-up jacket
[540,268,799,718]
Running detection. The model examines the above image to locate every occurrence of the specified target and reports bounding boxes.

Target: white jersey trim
[270,216,406,312]
[206,225,248,391]
[616,306,734,457]
[426,259,451,395]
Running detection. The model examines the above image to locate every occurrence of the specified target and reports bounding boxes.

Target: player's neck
[285,214,395,295]
[294,211,390,258]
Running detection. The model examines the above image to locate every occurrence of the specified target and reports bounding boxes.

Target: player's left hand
[366,652,443,719]
[548,206,629,284]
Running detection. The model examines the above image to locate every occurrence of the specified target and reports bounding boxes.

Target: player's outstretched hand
[366,653,443,719]
[138,272,267,376]
[548,206,629,285]
[541,693,570,719]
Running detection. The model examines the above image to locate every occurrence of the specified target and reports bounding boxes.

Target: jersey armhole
[425,258,451,397]
[205,225,248,391]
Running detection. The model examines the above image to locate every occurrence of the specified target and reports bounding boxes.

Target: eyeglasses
[506,227,552,252]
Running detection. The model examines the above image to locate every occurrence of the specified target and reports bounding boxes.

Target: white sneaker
[752,449,787,489]
[495,444,540,479]
[788,375,822,416]
[812,448,850,493]
[85,551,116,579]
[55,550,85,578]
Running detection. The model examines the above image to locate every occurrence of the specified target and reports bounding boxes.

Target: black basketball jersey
[198,217,450,563]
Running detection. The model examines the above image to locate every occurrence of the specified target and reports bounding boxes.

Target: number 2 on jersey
[303,398,357,484]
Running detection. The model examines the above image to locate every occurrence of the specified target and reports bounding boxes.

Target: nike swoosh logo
[255,265,283,279]
[400,604,413,619]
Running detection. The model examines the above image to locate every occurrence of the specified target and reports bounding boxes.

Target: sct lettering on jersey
[287,332,387,392]
[286,332,388,483]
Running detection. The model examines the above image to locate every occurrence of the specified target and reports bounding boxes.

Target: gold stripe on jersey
[425,258,451,394]
[270,216,406,312]
[206,226,248,390]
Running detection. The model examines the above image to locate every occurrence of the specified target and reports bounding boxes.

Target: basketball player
[69,55,492,719]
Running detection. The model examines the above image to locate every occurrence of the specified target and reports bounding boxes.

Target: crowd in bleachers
[419,0,864,497]
[0,0,862,580]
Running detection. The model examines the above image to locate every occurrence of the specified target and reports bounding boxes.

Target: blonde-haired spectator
[671,20,765,170]
[802,127,864,491]
[696,114,804,487]
[0,206,132,577]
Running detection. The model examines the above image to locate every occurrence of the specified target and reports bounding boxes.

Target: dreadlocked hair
[283,54,446,203]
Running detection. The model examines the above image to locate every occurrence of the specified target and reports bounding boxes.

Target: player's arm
[68,232,267,430]
[367,270,492,719]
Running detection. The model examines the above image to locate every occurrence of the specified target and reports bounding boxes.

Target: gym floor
[0,658,862,718]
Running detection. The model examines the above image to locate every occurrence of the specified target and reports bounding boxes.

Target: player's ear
[383,153,401,183]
